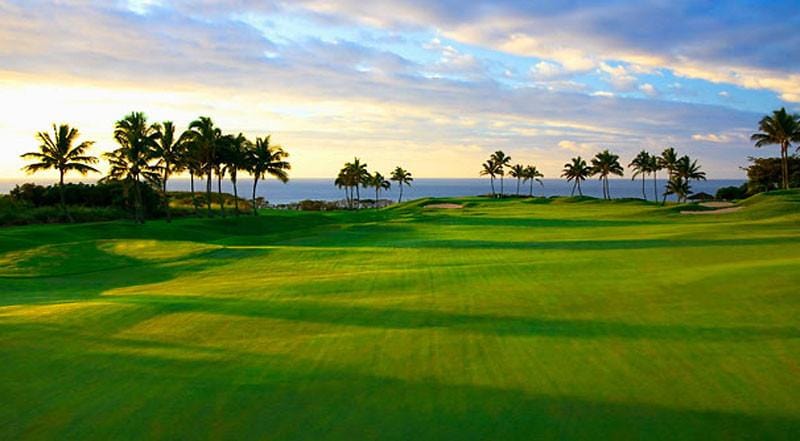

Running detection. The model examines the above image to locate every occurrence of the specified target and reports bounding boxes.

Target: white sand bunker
[424,203,464,209]
[681,206,743,215]
[699,202,736,208]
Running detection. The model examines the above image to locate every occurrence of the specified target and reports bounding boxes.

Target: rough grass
[1,192,799,440]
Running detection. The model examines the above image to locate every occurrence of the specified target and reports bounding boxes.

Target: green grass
[1,192,799,440]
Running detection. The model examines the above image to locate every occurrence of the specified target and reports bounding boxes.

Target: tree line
[21,112,291,223]
[335,158,413,208]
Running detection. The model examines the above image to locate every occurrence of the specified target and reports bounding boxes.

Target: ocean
[0,178,745,205]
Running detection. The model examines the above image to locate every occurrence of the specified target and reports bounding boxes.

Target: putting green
[1,192,799,439]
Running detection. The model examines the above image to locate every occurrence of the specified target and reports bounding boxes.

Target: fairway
[1,192,799,439]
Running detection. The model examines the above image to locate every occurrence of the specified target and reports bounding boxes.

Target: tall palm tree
[248,135,290,215]
[646,153,662,202]
[343,158,369,207]
[369,172,391,207]
[490,151,512,197]
[628,150,651,200]
[480,159,500,197]
[187,116,222,217]
[751,107,800,189]
[561,157,591,196]
[336,166,355,208]
[664,175,690,203]
[591,149,624,200]
[180,134,204,215]
[523,165,544,196]
[20,124,99,222]
[106,112,160,223]
[658,147,680,204]
[390,166,413,203]
[152,121,185,222]
[220,133,250,215]
[509,164,525,196]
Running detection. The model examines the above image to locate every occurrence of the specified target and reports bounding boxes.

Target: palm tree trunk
[662,172,670,205]
[570,179,577,196]
[58,169,73,223]
[190,171,197,215]
[375,187,379,208]
[577,179,583,196]
[251,175,259,215]
[500,175,504,197]
[516,178,520,196]
[399,184,403,203]
[490,177,495,197]
[134,175,144,224]
[163,168,171,223]
[206,170,213,217]
[529,179,534,197]
[641,174,646,200]
[217,171,225,217]
[653,170,657,203]
[232,173,239,216]
[782,143,789,189]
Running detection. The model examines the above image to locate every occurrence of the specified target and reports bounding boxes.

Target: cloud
[639,83,658,97]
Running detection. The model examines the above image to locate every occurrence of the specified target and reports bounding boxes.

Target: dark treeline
[335,159,413,208]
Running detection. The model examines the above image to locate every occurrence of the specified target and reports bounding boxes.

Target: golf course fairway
[1,191,799,440]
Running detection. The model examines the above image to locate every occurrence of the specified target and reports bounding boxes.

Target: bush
[715,184,748,200]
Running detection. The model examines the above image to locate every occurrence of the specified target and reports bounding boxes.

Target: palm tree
[336,166,355,208]
[480,160,500,197]
[751,108,800,189]
[180,135,204,215]
[106,112,160,223]
[591,150,624,200]
[343,158,369,207]
[390,166,413,203]
[673,155,706,202]
[523,165,544,196]
[248,135,290,215]
[646,153,662,202]
[369,172,391,207]
[628,150,651,200]
[664,175,690,203]
[20,124,99,222]
[509,164,525,196]
[187,116,222,217]
[220,133,250,215]
[490,151,512,197]
[658,147,680,204]
[561,157,591,196]
[152,121,185,222]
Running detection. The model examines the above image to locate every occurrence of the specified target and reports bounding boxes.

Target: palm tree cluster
[561,147,704,203]
[481,151,544,197]
[751,107,800,190]
[21,113,291,223]
[335,159,412,208]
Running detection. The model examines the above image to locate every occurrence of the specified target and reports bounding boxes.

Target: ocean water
[1,178,745,205]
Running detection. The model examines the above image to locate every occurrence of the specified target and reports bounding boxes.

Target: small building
[688,192,714,201]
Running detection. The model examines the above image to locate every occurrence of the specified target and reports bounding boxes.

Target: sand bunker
[699,202,736,208]
[424,203,464,209]
[681,206,743,215]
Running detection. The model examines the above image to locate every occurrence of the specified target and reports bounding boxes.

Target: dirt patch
[681,207,743,215]
[424,203,464,209]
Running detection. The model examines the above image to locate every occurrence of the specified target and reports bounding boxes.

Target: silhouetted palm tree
[369,172,391,207]
[523,165,544,196]
[390,166,413,203]
[187,116,222,217]
[20,124,99,222]
[106,112,160,223]
[673,155,706,202]
[480,160,500,197]
[664,175,690,203]
[220,133,250,215]
[751,107,800,189]
[628,150,651,200]
[152,121,185,222]
[248,135,290,215]
[490,151,511,197]
[591,149,624,200]
[562,157,590,196]
[180,134,204,215]
[659,147,680,204]
[509,164,525,196]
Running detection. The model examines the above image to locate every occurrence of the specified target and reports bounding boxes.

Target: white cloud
[639,83,658,96]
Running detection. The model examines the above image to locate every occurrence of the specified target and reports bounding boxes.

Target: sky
[1,0,799,180]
